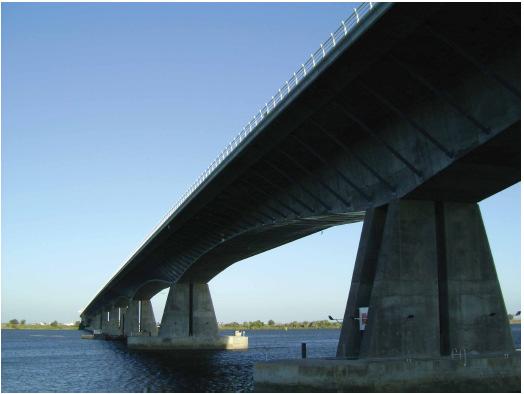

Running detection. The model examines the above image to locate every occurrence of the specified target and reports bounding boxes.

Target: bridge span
[81,2,520,390]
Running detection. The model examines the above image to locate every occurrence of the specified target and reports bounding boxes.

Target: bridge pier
[100,307,120,337]
[128,283,247,350]
[124,299,157,337]
[255,200,519,391]
[86,312,102,331]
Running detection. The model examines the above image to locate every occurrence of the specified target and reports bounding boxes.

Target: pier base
[254,353,521,392]
[127,335,248,350]
[127,282,249,350]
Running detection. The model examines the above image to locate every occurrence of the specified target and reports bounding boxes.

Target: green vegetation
[219,320,342,330]
[2,319,80,330]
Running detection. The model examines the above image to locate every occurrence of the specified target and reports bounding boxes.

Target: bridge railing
[152,2,375,235]
[84,2,377,312]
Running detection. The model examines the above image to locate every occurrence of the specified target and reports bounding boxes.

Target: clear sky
[2,3,520,324]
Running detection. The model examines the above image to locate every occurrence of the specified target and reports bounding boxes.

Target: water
[1,329,339,392]
[2,326,520,392]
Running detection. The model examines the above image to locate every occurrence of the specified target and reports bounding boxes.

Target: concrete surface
[124,300,139,336]
[139,300,158,336]
[82,3,520,316]
[103,307,121,336]
[127,335,248,350]
[254,353,521,392]
[338,200,515,359]
[159,283,218,338]
[123,299,157,336]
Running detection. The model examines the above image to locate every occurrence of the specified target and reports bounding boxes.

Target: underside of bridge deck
[83,4,520,385]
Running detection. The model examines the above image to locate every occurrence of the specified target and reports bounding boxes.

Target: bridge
[81,2,520,390]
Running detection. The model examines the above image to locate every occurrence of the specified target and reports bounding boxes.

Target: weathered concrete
[127,283,245,350]
[106,307,122,336]
[81,3,520,318]
[159,284,189,337]
[337,206,387,358]
[88,313,102,330]
[127,335,248,350]
[101,308,111,334]
[139,300,158,336]
[159,283,218,338]
[443,202,515,354]
[254,354,521,392]
[256,199,519,391]
[361,200,441,358]
[124,299,157,336]
[338,200,514,359]
[124,300,139,336]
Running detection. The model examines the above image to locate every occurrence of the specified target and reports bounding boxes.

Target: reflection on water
[1,329,339,392]
[1,326,521,392]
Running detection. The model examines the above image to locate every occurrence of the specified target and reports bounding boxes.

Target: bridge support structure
[124,299,158,337]
[255,199,520,392]
[127,282,248,350]
[84,313,101,331]
[100,307,122,337]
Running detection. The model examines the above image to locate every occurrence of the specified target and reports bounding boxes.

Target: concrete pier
[159,282,218,337]
[254,354,521,392]
[128,335,248,350]
[127,283,248,350]
[337,201,514,359]
[124,299,157,336]
[103,307,121,337]
[255,200,519,391]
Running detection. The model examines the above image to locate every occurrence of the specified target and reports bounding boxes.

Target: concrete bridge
[81,2,520,390]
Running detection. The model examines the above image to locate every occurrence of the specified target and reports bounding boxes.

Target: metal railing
[83,2,377,313]
[155,2,376,232]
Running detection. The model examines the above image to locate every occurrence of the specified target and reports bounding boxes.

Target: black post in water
[301,342,307,359]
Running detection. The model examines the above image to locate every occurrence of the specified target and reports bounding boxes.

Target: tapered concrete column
[140,300,158,336]
[124,300,139,336]
[91,313,102,330]
[159,283,190,337]
[128,282,243,350]
[159,283,218,338]
[442,202,514,354]
[337,200,514,359]
[360,200,441,358]
[108,307,122,336]
[337,206,387,358]
[101,308,111,333]
[123,299,157,336]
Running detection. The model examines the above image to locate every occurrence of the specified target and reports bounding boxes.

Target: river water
[2,326,521,392]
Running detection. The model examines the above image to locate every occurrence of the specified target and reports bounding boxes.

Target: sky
[2,3,520,324]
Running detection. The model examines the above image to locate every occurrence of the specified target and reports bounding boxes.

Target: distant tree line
[3,319,81,329]
[219,320,342,330]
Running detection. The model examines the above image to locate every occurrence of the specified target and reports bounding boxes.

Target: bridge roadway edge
[79,1,520,387]
[81,0,520,314]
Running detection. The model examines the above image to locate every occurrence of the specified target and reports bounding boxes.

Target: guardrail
[155,2,375,235]
[83,2,377,314]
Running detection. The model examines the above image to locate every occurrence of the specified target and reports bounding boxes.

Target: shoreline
[1,325,79,330]
[2,321,520,331]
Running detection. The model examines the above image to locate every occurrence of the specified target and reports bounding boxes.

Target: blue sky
[2,3,520,324]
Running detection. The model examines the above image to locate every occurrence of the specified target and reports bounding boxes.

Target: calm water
[1,329,338,392]
[2,326,521,392]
